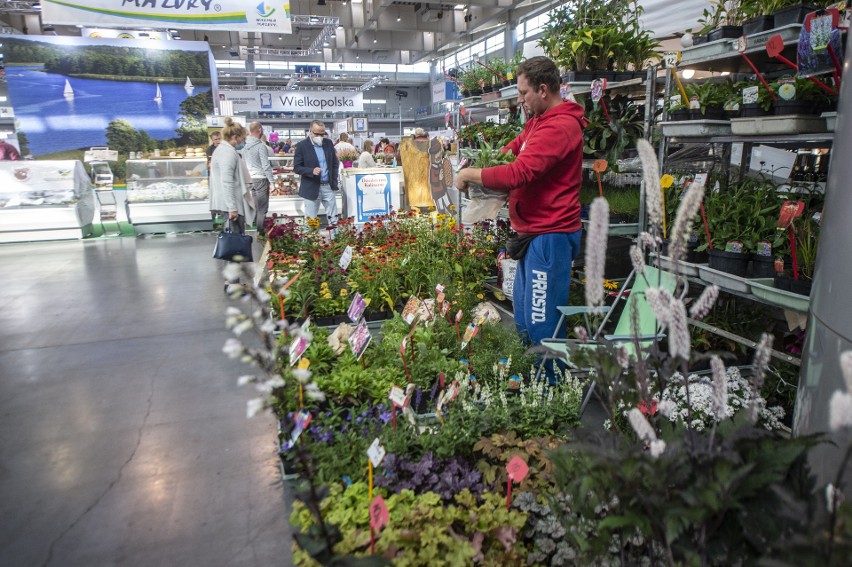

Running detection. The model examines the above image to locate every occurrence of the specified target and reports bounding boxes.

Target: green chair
[538,266,683,415]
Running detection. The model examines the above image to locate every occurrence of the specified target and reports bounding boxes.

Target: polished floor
[0,234,293,566]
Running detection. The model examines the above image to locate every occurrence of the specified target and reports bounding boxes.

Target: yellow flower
[297,358,310,370]
[449,204,456,212]
[486,234,494,241]
[476,293,485,300]
[340,289,348,297]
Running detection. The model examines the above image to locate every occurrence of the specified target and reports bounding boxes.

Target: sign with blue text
[355,173,393,223]
[41,0,292,34]
[219,89,363,113]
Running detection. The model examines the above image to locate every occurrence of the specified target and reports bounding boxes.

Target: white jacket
[209,141,254,218]
[243,136,274,182]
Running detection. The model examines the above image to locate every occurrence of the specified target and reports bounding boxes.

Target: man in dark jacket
[293,120,340,225]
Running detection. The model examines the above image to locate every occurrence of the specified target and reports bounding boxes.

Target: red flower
[638,400,658,416]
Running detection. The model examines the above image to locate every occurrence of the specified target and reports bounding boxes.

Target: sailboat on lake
[154,83,162,102]
[184,76,194,92]
[63,79,74,98]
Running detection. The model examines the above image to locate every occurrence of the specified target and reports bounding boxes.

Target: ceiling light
[373,38,377,43]
[455,3,465,8]
[681,69,695,79]
[278,35,282,40]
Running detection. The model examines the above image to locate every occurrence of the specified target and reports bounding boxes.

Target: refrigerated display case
[266,155,344,217]
[0,160,95,242]
[125,158,212,234]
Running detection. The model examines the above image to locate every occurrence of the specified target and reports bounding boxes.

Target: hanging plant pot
[773,4,819,27]
[743,15,775,35]
[708,248,750,277]
[708,25,743,41]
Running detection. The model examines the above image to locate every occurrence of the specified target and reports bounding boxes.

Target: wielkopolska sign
[42,0,292,34]
[219,90,364,113]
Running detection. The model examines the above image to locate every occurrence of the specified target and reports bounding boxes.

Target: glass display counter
[0,160,95,242]
[125,158,212,234]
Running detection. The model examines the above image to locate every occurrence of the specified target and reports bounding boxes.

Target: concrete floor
[0,234,293,567]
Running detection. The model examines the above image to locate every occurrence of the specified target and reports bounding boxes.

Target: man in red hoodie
[455,56,585,354]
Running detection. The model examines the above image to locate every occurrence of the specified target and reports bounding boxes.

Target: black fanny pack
[507,234,535,260]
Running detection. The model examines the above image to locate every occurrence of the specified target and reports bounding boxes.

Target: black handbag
[213,219,253,262]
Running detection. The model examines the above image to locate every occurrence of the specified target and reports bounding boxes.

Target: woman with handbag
[209,118,253,292]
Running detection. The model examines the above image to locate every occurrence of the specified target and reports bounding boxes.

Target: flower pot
[773,4,819,27]
[708,248,750,277]
[724,108,741,119]
[342,161,353,168]
[708,25,743,41]
[483,85,494,93]
[461,89,470,98]
[750,254,777,278]
[688,109,704,120]
[686,246,709,264]
[669,109,690,121]
[790,278,813,296]
[470,89,482,96]
[773,100,817,115]
[741,103,770,117]
[742,15,775,35]
[774,274,793,291]
[314,315,336,327]
[562,71,596,82]
[333,313,349,325]
[502,80,512,87]
[703,107,726,120]
[693,34,709,45]
[365,310,388,322]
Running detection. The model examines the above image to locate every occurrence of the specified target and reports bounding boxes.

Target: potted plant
[772,75,835,115]
[691,80,736,120]
[458,68,479,97]
[740,0,780,34]
[505,51,524,86]
[581,94,645,171]
[336,147,360,168]
[773,1,823,27]
[739,79,775,116]
[698,0,746,40]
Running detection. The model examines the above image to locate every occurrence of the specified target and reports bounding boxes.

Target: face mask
[311,136,323,146]
[235,142,246,150]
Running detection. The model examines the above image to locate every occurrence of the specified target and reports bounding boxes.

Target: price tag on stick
[369,495,389,555]
[505,456,529,509]
[592,159,608,197]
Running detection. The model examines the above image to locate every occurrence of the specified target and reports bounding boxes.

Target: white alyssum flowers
[585,197,609,311]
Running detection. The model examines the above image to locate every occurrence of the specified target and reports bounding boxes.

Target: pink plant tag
[455,310,464,323]
[370,495,389,530]
[766,34,785,58]
[506,456,529,482]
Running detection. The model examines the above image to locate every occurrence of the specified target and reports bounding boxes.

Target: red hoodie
[480,101,585,235]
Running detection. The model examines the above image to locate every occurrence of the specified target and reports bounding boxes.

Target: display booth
[125,158,212,234]
[0,160,95,243]
[340,167,404,224]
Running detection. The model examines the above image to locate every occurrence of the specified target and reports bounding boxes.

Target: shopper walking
[357,140,376,168]
[209,118,254,292]
[293,120,339,227]
[454,56,586,352]
[244,121,274,236]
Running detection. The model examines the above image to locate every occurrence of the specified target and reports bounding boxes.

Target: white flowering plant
[543,140,844,565]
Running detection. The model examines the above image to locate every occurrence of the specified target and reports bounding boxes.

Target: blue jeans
[303,184,338,224]
[513,231,582,346]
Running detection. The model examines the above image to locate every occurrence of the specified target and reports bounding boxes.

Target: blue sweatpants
[513,231,582,346]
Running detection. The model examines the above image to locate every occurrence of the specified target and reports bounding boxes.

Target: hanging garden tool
[764,34,838,96]
[592,159,608,198]
[778,201,806,280]
[660,174,674,239]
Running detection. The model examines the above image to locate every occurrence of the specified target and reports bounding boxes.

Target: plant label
[367,437,386,468]
[388,385,409,408]
[668,94,682,108]
[766,34,785,58]
[663,51,681,67]
[736,36,748,54]
[592,159,608,173]
[338,245,353,270]
[660,174,674,189]
[460,323,479,349]
[301,317,311,333]
[590,79,606,102]
[841,8,851,30]
[688,96,700,110]
[435,284,445,308]
[402,296,421,325]
[370,495,389,530]
[506,456,529,482]
[693,173,708,189]
[777,77,796,101]
[348,321,372,361]
[809,13,834,51]
[742,85,759,105]
[289,336,308,366]
[455,310,464,324]
[347,292,367,323]
[281,410,312,451]
[778,201,805,228]
[441,301,451,318]
[755,241,772,257]
[399,337,407,355]
[725,241,744,253]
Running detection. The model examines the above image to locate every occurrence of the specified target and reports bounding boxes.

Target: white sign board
[42,0,292,34]
[218,90,364,114]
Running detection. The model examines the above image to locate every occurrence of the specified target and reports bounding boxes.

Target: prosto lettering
[530,270,547,323]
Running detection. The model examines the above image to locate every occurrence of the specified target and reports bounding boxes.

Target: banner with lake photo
[0,35,217,157]
[41,0,292,34]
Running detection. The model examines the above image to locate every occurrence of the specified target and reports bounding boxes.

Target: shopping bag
[213,220,253,262]
[501,258,518,300]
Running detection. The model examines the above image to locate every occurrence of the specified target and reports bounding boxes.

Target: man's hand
[313,167,322,176]
[455,167,481,193]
